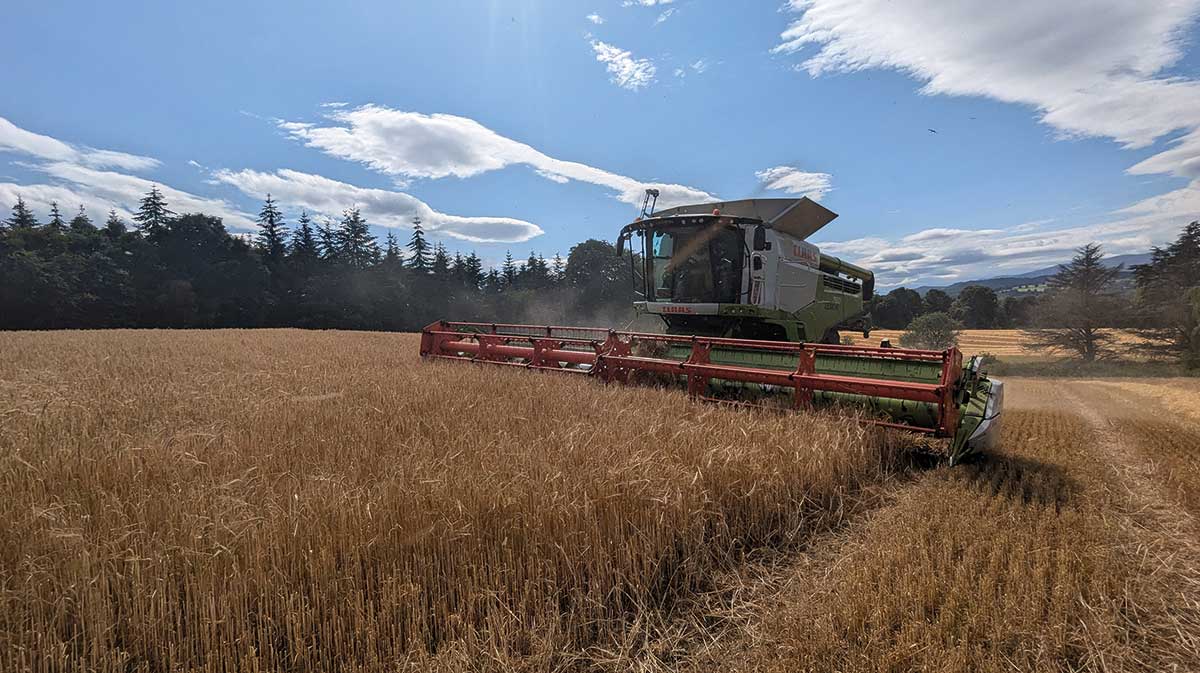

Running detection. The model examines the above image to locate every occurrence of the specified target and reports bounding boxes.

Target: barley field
[847,328,1149,357]
[2,330,1198,672]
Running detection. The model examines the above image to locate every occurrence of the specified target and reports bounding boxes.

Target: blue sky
[2,0,1199,287]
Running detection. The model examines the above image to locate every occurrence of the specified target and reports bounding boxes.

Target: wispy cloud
[278,104,715,210]
[755,166,832,201]
[586,13,604,25]
[774,0,1200,284]
[623,0,673,5]
[0,116,252,229]
[654,8,677,25]
[0,117,160,172]
[212,168,543,243]
[590,40,657,91]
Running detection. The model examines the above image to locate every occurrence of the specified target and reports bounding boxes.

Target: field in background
[848,328,1153,358]
[2,330,1198,671]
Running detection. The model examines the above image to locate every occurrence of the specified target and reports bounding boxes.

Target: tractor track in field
[661,380,1200,672]
[1059,385,1200,666]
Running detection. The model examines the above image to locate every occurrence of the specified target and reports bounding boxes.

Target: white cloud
[213,168,543,244]
[279,105,715,210]
[623,0,673,5]
[773,0,1200,178]
[586,13,604,25]
[654,8,677,25]
[0,117,160,172]
[818,207,1194,287]
[38,161,257,230]
[690,59,710,74]
[591,40,657,91]
[755,166,832,200]
[0,116,252,229]
[774,0,1200,285]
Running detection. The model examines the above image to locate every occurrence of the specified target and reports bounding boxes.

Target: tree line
[889,224,1199,367]
[0,189,635,331]
[2,188,1196,366]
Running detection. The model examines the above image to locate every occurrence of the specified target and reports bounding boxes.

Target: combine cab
[420,196,1003,464]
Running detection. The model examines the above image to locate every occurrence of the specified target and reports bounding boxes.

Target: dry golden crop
[848,328,1149,357]
[4,331,1198,673]
[0,330,910,672]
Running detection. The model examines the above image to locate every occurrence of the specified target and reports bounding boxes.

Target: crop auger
[420,197,1003,464]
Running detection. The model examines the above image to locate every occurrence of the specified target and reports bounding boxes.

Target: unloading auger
[419,196,1003,464]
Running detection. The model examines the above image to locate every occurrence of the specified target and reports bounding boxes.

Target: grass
[0,330,910,671]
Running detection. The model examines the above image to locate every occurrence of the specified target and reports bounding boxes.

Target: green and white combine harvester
[421,195,1003,463]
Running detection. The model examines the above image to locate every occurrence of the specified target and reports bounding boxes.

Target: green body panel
[660,341,944,431]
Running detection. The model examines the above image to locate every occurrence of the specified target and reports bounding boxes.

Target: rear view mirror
[753,225,767,251]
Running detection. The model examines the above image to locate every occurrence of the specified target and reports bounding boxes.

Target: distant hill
[913,253,1149,297]
[1011,253,1151,279]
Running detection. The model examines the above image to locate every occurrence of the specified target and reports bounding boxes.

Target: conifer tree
[1025,243,1123,361]
[69,205,93,232]
[317,217,339,261]
[464,252,484,290]
[133,186,174,235]
[502,250,518,287]
[484,268,503,293]
[47,202,65,230]
[384,232,402,265]
[406,216,431,271]
[451,252,465,283]
[431,243,451,279]
[6,197,38,228]
[255,194,288,263]
[103,210,125,238]
[551,253,566,283]
[336,207,378,269]
[289,211,320,268]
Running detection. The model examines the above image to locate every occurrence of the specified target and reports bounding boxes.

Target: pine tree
[69,205,94,232]
[103,210,126,238]
[464,252,484,290]
[406,216,431,271]
[384,232,402,265]
[1025,243,1123,361]
[47,202,65,230]
[502,250,518,287]
[6,197,38,228]
[431,243,451,279]
[484,268,503,294]
[336,207,379,269]
[451,252,465,283]
[317,217,339,261]
[255,194,288,262]
[289,211,320,267]
[551,253,566,283]
[133,186,174,235]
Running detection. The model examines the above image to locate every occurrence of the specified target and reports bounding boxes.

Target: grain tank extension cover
[651,197,838,240]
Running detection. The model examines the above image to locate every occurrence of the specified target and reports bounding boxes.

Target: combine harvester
[421,196,1003,464]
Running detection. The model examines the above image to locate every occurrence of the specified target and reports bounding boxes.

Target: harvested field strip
[686,410,1128,671]
[685,389,1200,672]
[0,330,912,671]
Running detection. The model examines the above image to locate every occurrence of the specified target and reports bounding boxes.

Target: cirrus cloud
[755,166,832,201]
[278,105,716,210]
[212,168,543,244]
